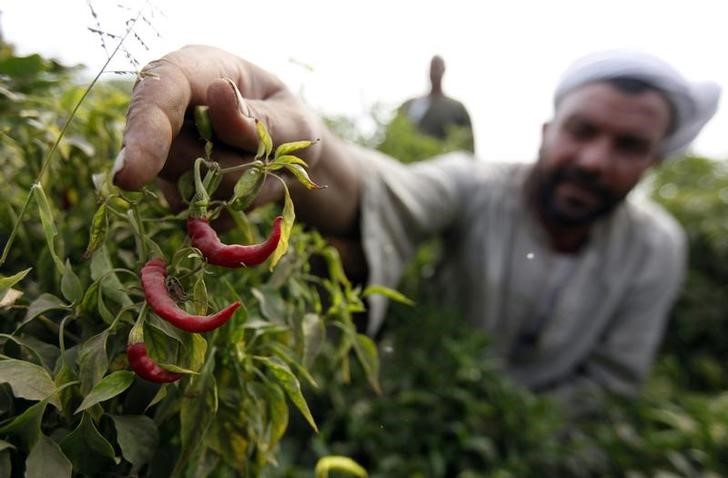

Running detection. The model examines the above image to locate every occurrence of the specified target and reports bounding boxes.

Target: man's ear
[541,121,551,139]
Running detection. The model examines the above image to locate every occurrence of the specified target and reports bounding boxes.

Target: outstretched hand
[113,45,321,205]
[113,45,362,239]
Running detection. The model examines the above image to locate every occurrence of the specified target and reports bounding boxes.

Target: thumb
[206,77,318,162]
[205,78,259,152]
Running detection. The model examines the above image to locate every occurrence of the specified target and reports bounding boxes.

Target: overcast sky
[2,0,727,161]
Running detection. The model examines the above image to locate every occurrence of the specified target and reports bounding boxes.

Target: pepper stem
[128,303,147,345]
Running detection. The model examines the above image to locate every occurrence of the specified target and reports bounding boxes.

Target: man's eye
[568,123,595,140]
[617,137,650,155]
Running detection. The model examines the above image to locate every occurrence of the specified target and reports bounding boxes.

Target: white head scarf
[554,50,721,158]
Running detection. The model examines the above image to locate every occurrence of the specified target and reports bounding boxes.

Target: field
[2,40,728,477]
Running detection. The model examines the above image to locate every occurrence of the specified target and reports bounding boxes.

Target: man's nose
[576,137,612,176]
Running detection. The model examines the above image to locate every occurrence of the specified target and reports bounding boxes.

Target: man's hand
[114,44,363,240]
[113,45,321,207]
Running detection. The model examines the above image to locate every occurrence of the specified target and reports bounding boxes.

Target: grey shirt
[357,149,686,401]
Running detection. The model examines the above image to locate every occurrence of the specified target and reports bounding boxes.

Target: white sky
[2,0,727,161]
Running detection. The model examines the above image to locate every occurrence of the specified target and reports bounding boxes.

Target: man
[113,46,720,405]
[398,55,474,151]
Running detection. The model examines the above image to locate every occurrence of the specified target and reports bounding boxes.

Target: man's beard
[533,155,625,227]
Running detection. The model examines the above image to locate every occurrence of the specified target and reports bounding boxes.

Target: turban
[554,50,721,158]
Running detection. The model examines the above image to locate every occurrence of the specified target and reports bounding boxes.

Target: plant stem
[130,204,149,260]
[218,160,264,175]
[0,192,33,266]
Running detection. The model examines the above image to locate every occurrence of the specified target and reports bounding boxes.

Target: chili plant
[0,41,386,477]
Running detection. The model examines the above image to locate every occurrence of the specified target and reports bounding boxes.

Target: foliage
[649,156,728,391]
[273,302,568,478]
[0,45,376,477]
[376,112,474,164]
[324,104,474,165]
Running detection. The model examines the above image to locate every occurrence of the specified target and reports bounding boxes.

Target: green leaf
[177,170,195,203]
[25,435,72,478]
[274,139,317,159]
[251,286,287,322]
[362,284,415,306]
[79,280,99,315]
[302,313,326,368]
[54,364,77,417]
[265,383,289,450]
[96,287,115,324]
[109,414,159,468]
[154,363,198,375]
[0,359,60,409]
[322,246,351,289]
[226,207,255,244]
[0,440,16,453]
[0,334,59,371]
[352,334,381,394]
[258,357,317,432]
[90,245,133,308]
[21,293,68,328]
[176,352,217,474]
[0,400,47,450]
[270,154,309,169]
[0,449,9,478]
[206,418,247,472]
[315,456,368,478]
[60,260,82,304]
[142,322,177,365]
[230,165,265,211]
[74,371,134,414]
[147,313,187,347]
[144,385,167,412]
[31,183,64,273]
[194,105,213,142]
[59,413,117,474]
[0,445,13,477]
[77,329,110,395]
[191,277,208,315]
[269,342,318,389]
[83,202,108,259]
[181,333,207,373]
[283,163,325,190]
[0,53,46,77]
[0,289,22,309]
[91,170,114,198]
[0,268,31,299]
[255,119,273,159]
[269,184,294,270]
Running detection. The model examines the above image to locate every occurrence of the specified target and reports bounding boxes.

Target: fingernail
[112,147,126,178]
[225,78,252,118]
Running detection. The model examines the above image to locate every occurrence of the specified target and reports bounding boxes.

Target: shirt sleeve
[546,214,687,415]
[354,147,476,335]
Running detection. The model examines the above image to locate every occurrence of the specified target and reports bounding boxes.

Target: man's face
[430,56,445,85]
[534,83,672,226]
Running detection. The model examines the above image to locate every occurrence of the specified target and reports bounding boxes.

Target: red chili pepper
[187,216,283,268]
[140,258,241,333]
[127,342,182,383]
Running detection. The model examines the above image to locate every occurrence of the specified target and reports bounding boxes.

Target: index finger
[113,59,189,189]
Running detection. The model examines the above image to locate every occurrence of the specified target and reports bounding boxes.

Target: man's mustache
[550,166,614,202]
